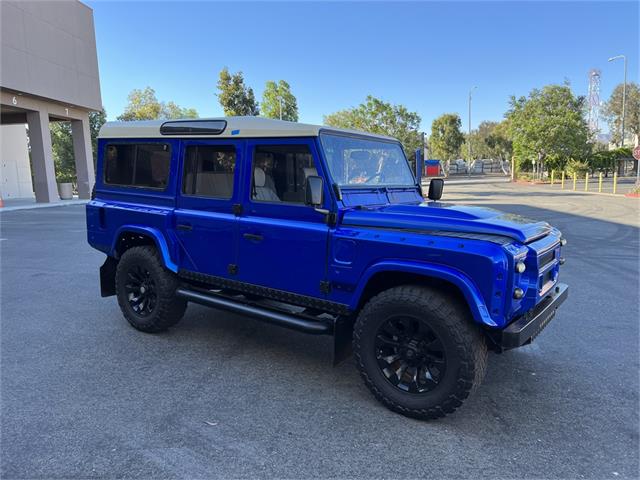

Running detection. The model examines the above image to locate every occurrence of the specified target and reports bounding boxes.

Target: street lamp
[468,86,477,176]
[608,55,627,147]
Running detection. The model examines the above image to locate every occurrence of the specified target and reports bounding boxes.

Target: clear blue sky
[88,1,638,132]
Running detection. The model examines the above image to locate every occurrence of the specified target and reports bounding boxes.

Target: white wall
[0,1,102,111]
[0,124,34,199]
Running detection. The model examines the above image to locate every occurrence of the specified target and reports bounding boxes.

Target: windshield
[320,133,415,187]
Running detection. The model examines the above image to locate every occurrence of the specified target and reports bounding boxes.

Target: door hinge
[319,281,331,294]
[227,264,238,275]
[232,203,243,215]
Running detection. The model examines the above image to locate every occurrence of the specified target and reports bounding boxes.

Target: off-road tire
[353,285,487,420]
[115,246,187,333]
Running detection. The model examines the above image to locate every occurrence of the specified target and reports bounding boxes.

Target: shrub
[566,159,589,175]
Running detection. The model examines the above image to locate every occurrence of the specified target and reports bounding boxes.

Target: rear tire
[353,285,487,420]
[115,246,187,333]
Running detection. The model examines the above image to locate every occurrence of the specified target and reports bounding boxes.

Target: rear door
[174,139,244,278]
[236,138,331,299]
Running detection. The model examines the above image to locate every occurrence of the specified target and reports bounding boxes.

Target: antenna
[587,69,601,140]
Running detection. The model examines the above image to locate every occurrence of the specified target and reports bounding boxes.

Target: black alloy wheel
[115,246,187,333]
[353,285,488,420]
[124,264,157,317]
[375,315,447,394]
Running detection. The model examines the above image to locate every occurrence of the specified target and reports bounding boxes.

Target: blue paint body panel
[87,133,565,331]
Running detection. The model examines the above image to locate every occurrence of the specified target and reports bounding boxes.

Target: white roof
[98,116,397,141]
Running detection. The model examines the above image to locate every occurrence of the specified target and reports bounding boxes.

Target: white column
[26,109,58,203]
[71,113,95,199]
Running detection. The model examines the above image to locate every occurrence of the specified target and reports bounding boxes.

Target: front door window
[250,144,317,204]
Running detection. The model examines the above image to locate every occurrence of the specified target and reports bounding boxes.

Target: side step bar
[175,288,332,335]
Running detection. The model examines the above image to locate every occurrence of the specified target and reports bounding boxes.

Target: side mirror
[305,175,324,207]
[428,178,444,201]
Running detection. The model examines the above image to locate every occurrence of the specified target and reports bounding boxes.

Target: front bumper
[497,283,569,350]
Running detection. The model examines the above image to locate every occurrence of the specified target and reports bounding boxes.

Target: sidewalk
[0,197,89,213]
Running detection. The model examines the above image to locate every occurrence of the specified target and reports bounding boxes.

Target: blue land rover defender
[87,117,568,419]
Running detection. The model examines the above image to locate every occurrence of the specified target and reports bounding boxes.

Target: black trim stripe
[340,224,514,245]
[178,269,351,315]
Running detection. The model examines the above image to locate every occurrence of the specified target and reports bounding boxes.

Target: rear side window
[182,145,236,199]
[104,144,171,189]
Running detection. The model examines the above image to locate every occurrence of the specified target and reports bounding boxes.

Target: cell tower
[587,69,601,139]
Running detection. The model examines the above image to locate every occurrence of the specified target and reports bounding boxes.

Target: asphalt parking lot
[1,181,639,479]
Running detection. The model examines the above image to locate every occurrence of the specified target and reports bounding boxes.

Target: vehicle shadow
[162,200,638,450]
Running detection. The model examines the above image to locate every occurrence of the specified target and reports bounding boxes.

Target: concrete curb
[0,199,89,213]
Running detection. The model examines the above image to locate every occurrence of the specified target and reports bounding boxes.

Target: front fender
[110,225,178,273]
[352,260,497,327]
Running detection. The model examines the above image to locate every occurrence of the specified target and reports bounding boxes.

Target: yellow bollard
[598,172,603,193]
[561,171,565,189]
[613,172,618,194]
[584,172,589,191]
[573,173,577,191]
[551,170,555,185]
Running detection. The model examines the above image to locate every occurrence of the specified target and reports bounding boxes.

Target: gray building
[0,0,101,203]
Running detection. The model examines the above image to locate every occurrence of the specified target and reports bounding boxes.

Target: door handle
[243,233,264,242]
[177,223,193,231]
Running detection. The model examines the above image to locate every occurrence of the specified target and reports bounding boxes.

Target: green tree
[162,101,199,120]
[461,121,492,162]
[602,82,640,146]
[89,109,107,164]
[506,84,590,177]
[588,147,633,176]
[429,113,464,162]
[324,95,422,160]
[117,87,198,121]
[216,67,259,116]
[117,87,162,121]
[486,120,513,163]
[261,80,298,121]
[51,109,108,182]
[459,121,513,174]
[51,121,74,183]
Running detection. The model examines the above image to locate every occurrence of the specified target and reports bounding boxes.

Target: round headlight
[513,287,525,299]
[515,261,526,274]
[560,238,567,246]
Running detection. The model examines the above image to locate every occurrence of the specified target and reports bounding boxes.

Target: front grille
[537,246,559,296]
[538,249,555,270]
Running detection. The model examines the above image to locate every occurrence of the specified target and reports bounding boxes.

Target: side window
[251,144,316,204]
[182,145,236,199]
[104,144,170,189]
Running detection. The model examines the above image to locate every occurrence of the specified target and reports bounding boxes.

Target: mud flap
[100,256,118,297]
[332,315,354,366]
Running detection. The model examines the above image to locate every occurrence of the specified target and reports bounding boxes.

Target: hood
[341,202,551,244]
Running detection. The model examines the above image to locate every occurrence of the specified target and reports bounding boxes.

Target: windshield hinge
[332,183,342,201]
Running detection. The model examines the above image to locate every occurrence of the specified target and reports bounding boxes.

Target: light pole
[278,96,284,120]
[608,55,627,147]
[468,86,477,176]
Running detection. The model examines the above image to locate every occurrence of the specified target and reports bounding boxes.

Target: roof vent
[160,120,227,135]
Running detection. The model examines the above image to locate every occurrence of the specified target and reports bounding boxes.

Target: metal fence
[447,159,510,176]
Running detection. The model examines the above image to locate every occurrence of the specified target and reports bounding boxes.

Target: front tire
[115,246,187,333]
[353,285,487,420]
